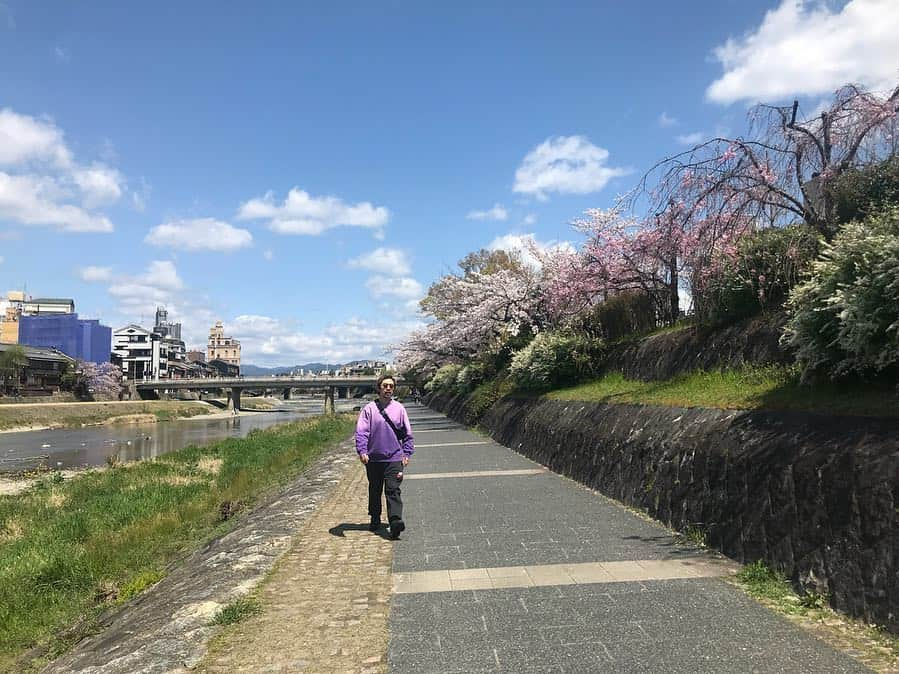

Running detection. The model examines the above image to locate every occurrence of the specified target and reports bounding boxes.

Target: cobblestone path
[197,458,394,674]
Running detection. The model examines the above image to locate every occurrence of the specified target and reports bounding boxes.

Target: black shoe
[389,520,405,540]
[369,518,381,532]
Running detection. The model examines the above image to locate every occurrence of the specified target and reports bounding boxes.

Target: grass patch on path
[0,413,355,672]
[732,561,899,673]
[210,597,263,626]
[548,365,899,418]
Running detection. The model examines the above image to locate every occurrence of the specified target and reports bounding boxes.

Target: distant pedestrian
[355,374,414,539]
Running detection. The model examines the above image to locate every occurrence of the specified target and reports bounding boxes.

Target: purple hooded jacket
[355,399,415,462]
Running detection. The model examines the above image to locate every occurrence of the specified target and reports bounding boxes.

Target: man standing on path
[355,374,414,539]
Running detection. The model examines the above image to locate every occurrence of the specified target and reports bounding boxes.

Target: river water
[0,397,359,473]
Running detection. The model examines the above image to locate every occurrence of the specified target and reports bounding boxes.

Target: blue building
[18,313,112,363]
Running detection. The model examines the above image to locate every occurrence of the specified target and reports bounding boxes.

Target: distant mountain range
[240,363,340,376]
[241,361,381,376]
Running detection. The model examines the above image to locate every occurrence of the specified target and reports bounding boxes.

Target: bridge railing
[134,375,401,387]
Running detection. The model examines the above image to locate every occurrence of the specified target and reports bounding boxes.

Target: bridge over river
[134,375,405,412]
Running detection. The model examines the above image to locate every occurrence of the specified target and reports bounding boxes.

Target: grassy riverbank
[547,364,899,418]
[0,401,214,432]
[0,413,355,672]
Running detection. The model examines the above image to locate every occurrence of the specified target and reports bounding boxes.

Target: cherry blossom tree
[636,83,899,241]
[396,249,543,374]
[75,360,123,399]
[580,82,899,321]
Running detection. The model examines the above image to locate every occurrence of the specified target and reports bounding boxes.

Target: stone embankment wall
[427,391,898,631]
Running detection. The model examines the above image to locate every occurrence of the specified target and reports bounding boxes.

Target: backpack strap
[375,400,406,443]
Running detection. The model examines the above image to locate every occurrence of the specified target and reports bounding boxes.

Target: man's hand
[402,456,409,466]
[359,454,369,465]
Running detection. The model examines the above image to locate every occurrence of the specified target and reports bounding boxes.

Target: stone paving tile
[197,454,394,674]
[390,581,872,673]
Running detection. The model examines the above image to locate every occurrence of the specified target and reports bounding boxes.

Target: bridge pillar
[227,387,242,412]
[283,387,291,400]
[324,386,335,414]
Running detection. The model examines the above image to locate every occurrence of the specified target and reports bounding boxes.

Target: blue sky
[1,1,897,366]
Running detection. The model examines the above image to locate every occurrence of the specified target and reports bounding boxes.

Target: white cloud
[72,164,123,207]
[79,266,112,282]
[131,177,151,212]
[365,276,424,301]
[0,108,70,167]
[97,262,218,345]
[676,132,705,146]
[237,187,390,237]
[145,218,253,252]
[231,314,287,338]
[487,234,575,269]
[466,203,508,221]
[229,313,424,366]
[347,247,411,275]
[0,172,113,232]
[107,260,184,319]
[54,46,70,62]
[513,135,631,200]
[707,0,899,104]
[521,214,537,226]
[0,255,4,265]
[0,108,123,232]
[488,233,576,269]
[658,112,678,127]
[263,249,273,261]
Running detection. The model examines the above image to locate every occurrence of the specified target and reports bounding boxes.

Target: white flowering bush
[424,363,462,393]
[509,331,602,390]
[783,207,899,380]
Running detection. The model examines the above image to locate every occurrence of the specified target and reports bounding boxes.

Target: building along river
[0,396,359,473]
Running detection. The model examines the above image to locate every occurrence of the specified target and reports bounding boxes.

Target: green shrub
[461,377,514,425]
[509,331,604,390]
[828,156,899,228]
[455,361,490,393]
[424,363,462,393]
[571,291,656,341]
[783,207,899,380]
[698,224,820,326]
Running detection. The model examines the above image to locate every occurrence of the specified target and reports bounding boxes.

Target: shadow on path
[329,522,392,540]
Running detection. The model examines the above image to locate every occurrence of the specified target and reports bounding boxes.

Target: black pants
[366,461,404,523]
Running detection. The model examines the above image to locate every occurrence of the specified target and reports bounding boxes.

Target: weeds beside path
[0,413,355,672]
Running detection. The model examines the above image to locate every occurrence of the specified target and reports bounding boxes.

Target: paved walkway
[386,404,871,673]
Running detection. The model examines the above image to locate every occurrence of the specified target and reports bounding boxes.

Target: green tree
[0,346,28,393]
[827,156,899,227]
